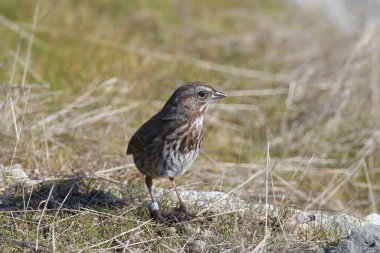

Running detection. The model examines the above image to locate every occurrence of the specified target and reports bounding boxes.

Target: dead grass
[0,176,345,252]
[0,0,379,251]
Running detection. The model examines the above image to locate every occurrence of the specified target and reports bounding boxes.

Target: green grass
[0,178,344,251]
[0,0,379,251]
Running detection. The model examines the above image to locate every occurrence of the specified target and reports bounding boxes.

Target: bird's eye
[197,90,206,98]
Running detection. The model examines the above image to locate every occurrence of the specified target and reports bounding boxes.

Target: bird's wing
[126,114,162,155]
[126,133,144,155]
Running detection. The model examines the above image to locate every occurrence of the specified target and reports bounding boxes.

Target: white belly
[162,142,198,177]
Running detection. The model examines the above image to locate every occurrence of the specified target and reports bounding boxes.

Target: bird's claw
[176,205,195,221]
[148,202,163,222]
[149,209,163,222]
[178,205,188,215]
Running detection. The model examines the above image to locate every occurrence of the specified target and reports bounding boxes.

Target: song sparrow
[126,81,226,220]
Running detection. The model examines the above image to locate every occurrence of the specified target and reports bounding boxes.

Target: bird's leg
[146,176,156,203]
[169,177,188,214]
[145,176,161,221]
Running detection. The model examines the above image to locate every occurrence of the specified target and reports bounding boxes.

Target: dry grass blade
[21,0,40,87]
[197,170,263,216]
[38,78,118,127]
[9,97,19,141]
[362,160,377,213]
[262,141,271,253]
[69,104,139,129]
[36,184,55,252]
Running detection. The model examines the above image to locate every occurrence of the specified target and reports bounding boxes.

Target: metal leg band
[149,201,160,211]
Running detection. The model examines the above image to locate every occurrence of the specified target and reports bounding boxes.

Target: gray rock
[188,239,207,253]
[0,163,28,180]
[155,189,248,214]
[323,213,362,233]
[365,214,380,226]
[0,163,42,187]
[293,210,363,235]
[251,205,364,235]
[335,224,380,253]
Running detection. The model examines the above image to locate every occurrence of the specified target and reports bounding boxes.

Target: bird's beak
[212,90,227,100]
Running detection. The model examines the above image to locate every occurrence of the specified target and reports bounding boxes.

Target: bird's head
[163,81,227,119]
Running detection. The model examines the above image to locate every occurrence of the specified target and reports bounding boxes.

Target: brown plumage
[127,81,226,220]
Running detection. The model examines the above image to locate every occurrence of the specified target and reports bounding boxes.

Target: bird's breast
[159,116,203,176]
[162,140,199,177]
[177,116,203,154]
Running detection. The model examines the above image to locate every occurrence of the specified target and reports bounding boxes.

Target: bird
[126,81,226,220]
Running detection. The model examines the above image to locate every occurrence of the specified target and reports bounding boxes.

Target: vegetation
[0,0,379,251]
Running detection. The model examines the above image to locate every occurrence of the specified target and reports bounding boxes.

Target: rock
[19,178,44,187]
[293,210,362,235]
[365,213,380,225]
[163,226,176,234]
[251,204,361,234]
[155,189,248,214]
[306,212,380,234]
[335,224,380,253]
[252,203,280,216]
[0,163,27,180]
[323,213,362,232]
[0,163,42,187]
[188,239,207,253]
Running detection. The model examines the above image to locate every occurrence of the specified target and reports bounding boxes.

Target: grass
[0,0,379,251]
[0,177,345,252]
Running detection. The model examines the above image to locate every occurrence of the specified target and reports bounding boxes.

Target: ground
[0,0,379,251]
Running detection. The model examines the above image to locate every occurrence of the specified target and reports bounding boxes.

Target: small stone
[161,226,176,234]
[364,213,380,225]
[1,164,28,180]
[168,226,176,234]
[188,239,207,253]
[20,179,43,187]
[1,164,43,188]
[331,213,361,232]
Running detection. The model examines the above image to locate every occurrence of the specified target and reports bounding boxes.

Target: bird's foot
[148,202,163,222]
[176,205,195,221]
[178,204,188,215]
[150,210,163,222]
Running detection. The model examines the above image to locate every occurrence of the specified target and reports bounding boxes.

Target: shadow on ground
[0,176,144,212]
[0,175,203,225]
